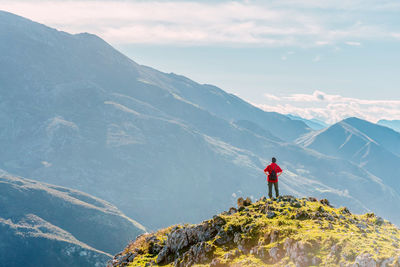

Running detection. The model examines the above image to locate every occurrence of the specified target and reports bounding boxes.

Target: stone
[179,242,215,266]
[156,222,220,264]
[308,197,318,202]
[267,211,277,219]
[269,246,282,262]
[341,207,351,215]
[237,197,252,209]
[237,197,245,209]
[224,252,235,260]
[295,210,310,220]
[156,247,170,264]
[233,232,242,245]
[295,255,310,267]
[356,223,367,231]
[264,230,280,244]
[149,242,163,255]
[353,253,377,267]
[320,199,332,207]
[311,256,322,265]
[380,257,395,267]
[213,216,226,227]
[214,230,233,246]
[227,207,237,215]
[375,217,385,226]
[291,202,302,208]
[210,258,228,267]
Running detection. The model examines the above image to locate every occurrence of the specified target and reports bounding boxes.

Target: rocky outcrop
[110,196,400,267]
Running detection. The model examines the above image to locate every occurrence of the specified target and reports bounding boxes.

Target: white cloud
[255,90,400,124]
[345,41,362,46]
[392,33,400,39]
[0,0,399,46]
[316,41,330,46]
[264,93,281,101]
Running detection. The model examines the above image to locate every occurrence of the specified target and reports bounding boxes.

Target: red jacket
[264,163,282,183]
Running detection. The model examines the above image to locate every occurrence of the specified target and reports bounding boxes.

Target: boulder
[269,246,282,262]
[178,242,215,267]
[237,197,252,209]
[375,217,385,226]
[352,253,377,267]
[156,222,220,264]
[320,199,332,207]
[295,210,310,220]
[210,258,228,267]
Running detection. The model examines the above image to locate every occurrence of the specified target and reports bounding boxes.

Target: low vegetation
[109,196,400,266]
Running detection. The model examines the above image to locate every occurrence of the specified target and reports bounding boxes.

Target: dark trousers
[268,181,279,198]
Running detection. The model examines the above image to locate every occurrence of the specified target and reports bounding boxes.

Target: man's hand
[277,171,282,177]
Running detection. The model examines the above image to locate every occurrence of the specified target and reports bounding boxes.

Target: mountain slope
[296,117,400,192]
[0,215,110,267]
[1,10,400,230]
[110,196,400,267]
[378,119,400,133]
[0,170,146,266]
[286,114,329,130]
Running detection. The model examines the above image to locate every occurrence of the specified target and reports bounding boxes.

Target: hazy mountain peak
[378,119,400,133]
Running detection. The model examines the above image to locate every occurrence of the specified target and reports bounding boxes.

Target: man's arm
[277,165,283,177]
[264,166,269,176]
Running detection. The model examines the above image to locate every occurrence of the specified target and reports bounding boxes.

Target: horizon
[0,1,399,123]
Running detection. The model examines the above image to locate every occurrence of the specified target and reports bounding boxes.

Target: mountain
[110,196,400,267]
[378,119,400,133]
[0,170,146,266]
[1,10,400,231]
[286,114,329,130]
[0,215,110,267]
[296,117,400,193]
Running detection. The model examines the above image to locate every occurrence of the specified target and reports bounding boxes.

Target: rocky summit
[109,196,400,267]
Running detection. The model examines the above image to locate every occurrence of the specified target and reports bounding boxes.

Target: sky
[1,0,399,124]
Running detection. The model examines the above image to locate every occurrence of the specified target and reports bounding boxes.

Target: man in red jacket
[264,157,283,198]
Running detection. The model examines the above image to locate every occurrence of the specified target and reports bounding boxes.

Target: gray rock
[269,246,281,262]
[353,253,377,267]
[375,217,385,226]
[311,256,322,265]
[380,257,395,267]
[179,241,215,266]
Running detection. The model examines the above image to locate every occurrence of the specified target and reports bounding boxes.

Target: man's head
[272,157,276,163]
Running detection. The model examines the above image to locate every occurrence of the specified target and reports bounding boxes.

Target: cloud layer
[256,90,400,124]
[1,0,400,46]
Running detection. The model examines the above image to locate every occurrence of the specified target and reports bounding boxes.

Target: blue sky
[1,0,399,123]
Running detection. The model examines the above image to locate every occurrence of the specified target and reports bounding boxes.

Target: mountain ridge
[0,170,146,266]
[296,117,400,194]
[1,10,400,230]
[378,120,400,133]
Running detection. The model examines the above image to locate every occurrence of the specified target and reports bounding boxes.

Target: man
[264,157,283,198]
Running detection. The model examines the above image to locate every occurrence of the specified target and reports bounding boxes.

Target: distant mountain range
[286,114,329,130]
[1,10,399,227]
[1,10,400,266]
[378,119,400,133]
[0,170,145,266]
[297,117,400,197]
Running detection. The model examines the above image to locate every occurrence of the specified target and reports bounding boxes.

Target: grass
[123,196,400,266]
